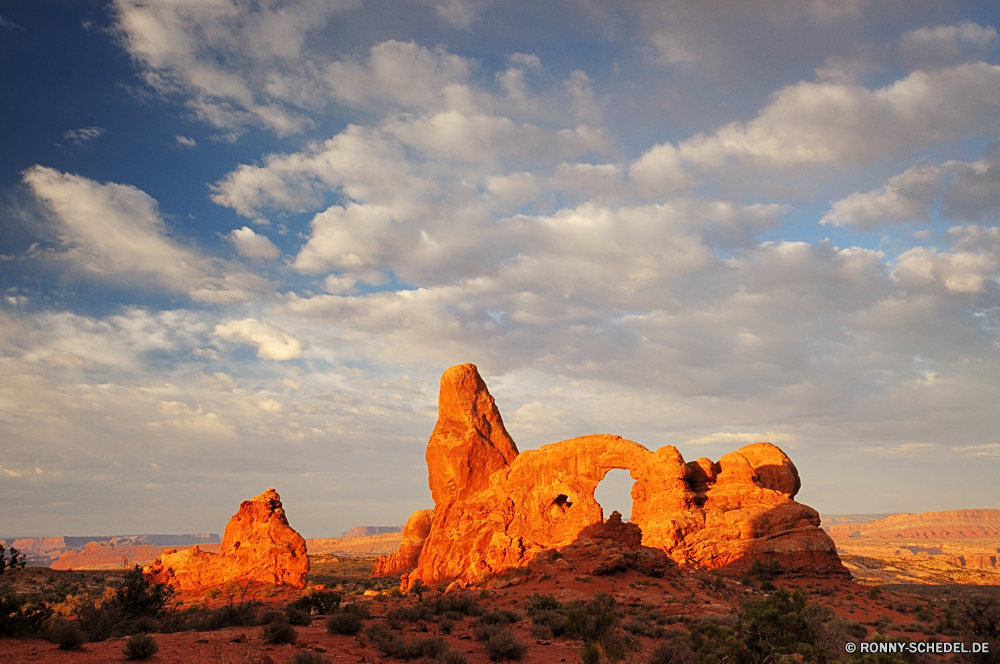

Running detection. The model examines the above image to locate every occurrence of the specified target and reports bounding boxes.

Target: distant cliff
[826,509,1000,539]
[340,526,403,538]
[0,534,220,568]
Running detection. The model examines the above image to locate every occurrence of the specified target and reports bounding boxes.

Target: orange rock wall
[144,488,308,591]
[391,363,845,588]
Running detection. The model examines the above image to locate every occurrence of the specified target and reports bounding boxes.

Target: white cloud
[821,160,947,229]
[673,63,1000,171]
[23,166,271,302]
[63,127,107,145]
[212,318,307,360]
[228,226,281,259]
[900,22,997,67]
[175,135,196,148]
[111,0,361,135]
[943,144,1000,220]
[892,225,1000,294]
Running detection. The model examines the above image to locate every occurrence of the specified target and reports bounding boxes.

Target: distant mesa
[144,488,308,591]
[341,525,403,538]
[0,534,220,569]
[376,363,847,591]
[826,509,1000,540]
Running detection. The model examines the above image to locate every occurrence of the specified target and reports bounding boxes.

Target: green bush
[530,609,567,637]
[439,617,454,634]
[365,623,405,657]
[262,618,297,645]
[564,592,618,643]
[404,635,450,659]
[581,641,600,664]
[477,609,521,625]
[326,612,363,635]
[123,633,159,660]
[434,592,484,616]
[648,633,695,664]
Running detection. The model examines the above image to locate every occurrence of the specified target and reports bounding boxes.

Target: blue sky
[1,0,999,539]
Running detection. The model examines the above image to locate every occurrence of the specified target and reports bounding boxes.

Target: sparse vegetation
[122,633,159,660]
[288,652,333,664]
[0,544,27,575]
[326,611,363,634]
[261,616,297,644]
[483,627,529,661]
[47,617,85,649]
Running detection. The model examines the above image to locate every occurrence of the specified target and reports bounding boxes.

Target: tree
[0,543,28,575]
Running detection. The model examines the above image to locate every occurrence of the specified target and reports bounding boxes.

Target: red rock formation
[144,488,308,591]
[387,364,846,589]
[827,509,1000,539]
[373,509,434,576]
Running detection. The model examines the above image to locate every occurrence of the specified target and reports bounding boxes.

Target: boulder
[144,488,308,591]
[393,364,846,589]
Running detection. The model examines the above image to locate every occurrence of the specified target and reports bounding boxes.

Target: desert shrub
[600,628,641,663]
[958,595,1000,664]
[72,566,174,640]
[868,586,881,599]
[439,617,454,634]
[434,591,484,616]
[408,579,430,601]
[204,599,259,630]
[365,623,405,657]
[564,592,618,643]
[388,603,434,625]
[760,581,777,592]
[915,608,934,622]
[258,609,284,625]
[624,615,656,637]
[439,651,469,664]
[262,618,298,645]
[123,633,160,660]
[648,632,695,664]
[581,642,601,664]
[327,612,363,635]
[0,544,27,574]
[483,628,528,662]
[260,585,278,598]
[342,601,372,619]
[531,623,552,639]
[0,595,52,637]
[477,609,521,625]
[132,615,159,633]
[288,652,333,664]
[405,635,450,659]
[204,587,222,599]
[523,592,562,615]
[286,606,312,626]
[691,589,822,664]
[48,618,86,650]
[288,590,342,615]
[531,609,567,636]
[474,622,508,642]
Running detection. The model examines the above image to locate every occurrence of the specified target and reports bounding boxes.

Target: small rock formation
[379,363,846,589]
[144,488,308,591]
[373,509,435,576]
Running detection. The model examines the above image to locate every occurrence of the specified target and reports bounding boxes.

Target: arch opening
[593,468,635,522]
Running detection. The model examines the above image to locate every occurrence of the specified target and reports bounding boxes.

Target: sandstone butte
[375,363,847,590]
[144,488,308,591]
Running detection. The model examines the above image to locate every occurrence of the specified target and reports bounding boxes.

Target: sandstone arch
[377,363,846,587]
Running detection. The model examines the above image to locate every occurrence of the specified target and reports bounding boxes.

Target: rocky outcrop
[383,363,846,589]
[144,489,308,591]
[373,509,435,576]
[827,510,1000,539]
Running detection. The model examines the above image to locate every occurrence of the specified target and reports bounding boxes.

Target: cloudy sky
[2,0,999,539]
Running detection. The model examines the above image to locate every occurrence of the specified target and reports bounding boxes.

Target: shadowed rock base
[377,363,847,590]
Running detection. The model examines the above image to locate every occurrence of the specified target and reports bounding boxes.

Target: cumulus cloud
[673,63,1000,171]
[821,161,947,229]
[228,226,281,259]
[22,166,272,302]
[175,135,196,148]
[212,318,307,360]
[900,22,997,68]
[943,143,1000,220]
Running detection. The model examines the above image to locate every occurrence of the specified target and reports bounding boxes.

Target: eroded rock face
[385,363,846,588]
[373,509,434,576]
[144,488,308,591]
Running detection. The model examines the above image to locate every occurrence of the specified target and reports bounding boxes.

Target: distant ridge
[826,509,1000,539]
[340,525,403,538]
[0,534,220,568]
